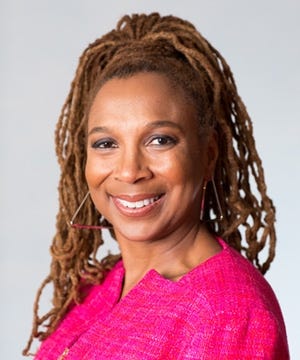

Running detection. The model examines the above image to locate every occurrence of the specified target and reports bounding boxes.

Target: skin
[85,72,221,298]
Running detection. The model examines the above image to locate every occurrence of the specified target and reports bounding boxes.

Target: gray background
[1,0,299,358]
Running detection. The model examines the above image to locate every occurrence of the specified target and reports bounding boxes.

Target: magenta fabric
[35,239,289,359]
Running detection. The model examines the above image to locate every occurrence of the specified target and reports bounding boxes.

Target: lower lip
[111,195,164,218]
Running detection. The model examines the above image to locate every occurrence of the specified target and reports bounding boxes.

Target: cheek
[85,160,96,189]
[157,150,204,188]
[85,153,111,188]
[85,160,96,188]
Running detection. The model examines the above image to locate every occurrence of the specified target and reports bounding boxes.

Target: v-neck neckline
[113,237,227,304]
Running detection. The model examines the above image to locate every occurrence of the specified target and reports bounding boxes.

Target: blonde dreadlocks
[24,12,276,355]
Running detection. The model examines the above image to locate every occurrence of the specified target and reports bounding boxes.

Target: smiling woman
[85,73,217,249]
[24,13,289,359]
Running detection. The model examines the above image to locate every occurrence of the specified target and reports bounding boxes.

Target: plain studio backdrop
[0,0,299,358]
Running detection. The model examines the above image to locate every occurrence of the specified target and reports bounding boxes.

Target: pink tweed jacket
[35,239,289,359]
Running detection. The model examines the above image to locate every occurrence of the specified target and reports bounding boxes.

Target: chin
[113,221,165,243]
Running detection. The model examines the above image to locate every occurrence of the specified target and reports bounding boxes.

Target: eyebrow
[146,120,183,132]
[88,120,183,136]
[88,126,109,136]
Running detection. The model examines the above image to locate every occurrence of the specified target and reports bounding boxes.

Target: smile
[117,195,160,209]
[111,194,164,217]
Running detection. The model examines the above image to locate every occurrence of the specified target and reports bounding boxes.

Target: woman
[24,13,289,359]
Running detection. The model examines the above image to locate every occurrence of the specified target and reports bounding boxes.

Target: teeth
[144,199,150,206]
[136,201,144,208]
[118,196,159,209]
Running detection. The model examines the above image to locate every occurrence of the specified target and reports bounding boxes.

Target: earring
[200,180,208,221]
[200,179,223,222]
[70,191,112,230]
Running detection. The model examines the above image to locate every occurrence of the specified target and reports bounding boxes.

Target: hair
[23,12,276,355]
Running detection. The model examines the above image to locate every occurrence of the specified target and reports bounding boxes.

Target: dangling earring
[70,191,112,230]
[200,180,208,221]
[200,179,223,222]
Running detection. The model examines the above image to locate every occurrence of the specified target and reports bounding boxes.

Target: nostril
[113,164,153,184]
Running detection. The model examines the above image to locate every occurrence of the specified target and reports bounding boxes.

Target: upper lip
[111,193,163,202]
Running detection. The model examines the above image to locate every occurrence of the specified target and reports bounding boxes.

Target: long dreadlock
[23,12,276,355]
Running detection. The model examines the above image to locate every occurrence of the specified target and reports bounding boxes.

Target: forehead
[90,72,195,114]
[88,72,199,132]
[89,72,196,114]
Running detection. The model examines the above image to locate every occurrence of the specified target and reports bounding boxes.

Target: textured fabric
[35,239,289,359]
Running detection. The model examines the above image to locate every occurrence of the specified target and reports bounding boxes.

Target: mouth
[111,194,164,217]
[116,195,161,209]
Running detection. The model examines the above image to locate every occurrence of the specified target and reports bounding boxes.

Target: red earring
[69,192,112,230]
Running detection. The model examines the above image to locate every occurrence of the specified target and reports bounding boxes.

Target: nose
[114,148,153,184]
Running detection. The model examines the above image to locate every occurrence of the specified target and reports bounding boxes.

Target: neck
[116,222,221,298]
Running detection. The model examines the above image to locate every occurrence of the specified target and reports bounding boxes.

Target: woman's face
[85,72,217,243]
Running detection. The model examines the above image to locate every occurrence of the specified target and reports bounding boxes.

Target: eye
[91,138,118,149]
[147,135,177,147]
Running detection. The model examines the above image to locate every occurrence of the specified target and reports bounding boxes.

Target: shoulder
[182,239,289,358]
[34,261,124,359]
[187,238,280,313]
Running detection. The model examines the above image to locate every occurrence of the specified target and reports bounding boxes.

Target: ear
[204,130,219,180]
